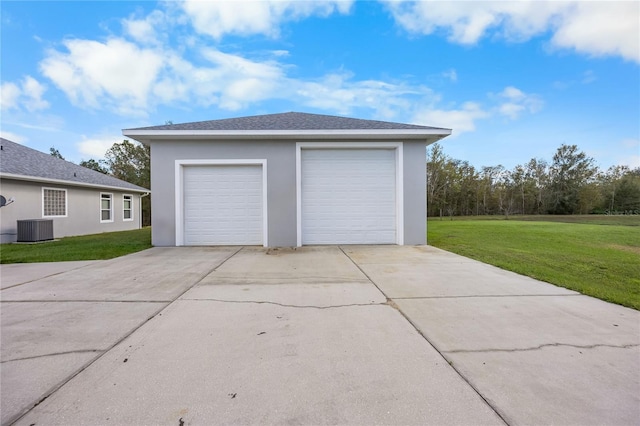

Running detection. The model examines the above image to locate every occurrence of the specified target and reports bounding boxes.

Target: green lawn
[427,216,640,310]
[0,227,152,264]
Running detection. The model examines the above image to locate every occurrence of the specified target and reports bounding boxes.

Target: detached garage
[123,112,450,247]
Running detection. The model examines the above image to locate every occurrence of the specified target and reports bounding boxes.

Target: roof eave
[0,173,150,193]
[123,128,452,145]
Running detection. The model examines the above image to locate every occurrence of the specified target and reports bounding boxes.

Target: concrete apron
[1,245,638,425]
[0,247,242,426]
[2,247,503,425]
[343,245,640,426]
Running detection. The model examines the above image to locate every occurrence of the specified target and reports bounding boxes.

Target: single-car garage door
[301,148,397,245]
[183,165,263,245]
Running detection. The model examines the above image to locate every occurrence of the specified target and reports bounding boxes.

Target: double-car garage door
[181,148,398,246]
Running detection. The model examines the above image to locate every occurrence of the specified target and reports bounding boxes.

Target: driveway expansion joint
[443,342,640,354]
[212,246,244,271]
[0,264,96,291]
[7,248,244,426]
[338,246,511,426]
[2,349,104,364]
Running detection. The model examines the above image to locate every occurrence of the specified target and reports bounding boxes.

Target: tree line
[427,143,640,218]
[51,140,151,226]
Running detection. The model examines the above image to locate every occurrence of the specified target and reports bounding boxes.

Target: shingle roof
[126,111,450,131]
[0,138,149,192]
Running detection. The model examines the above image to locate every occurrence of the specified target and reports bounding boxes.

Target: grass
[427,215,640,310]
[0,227,152,264]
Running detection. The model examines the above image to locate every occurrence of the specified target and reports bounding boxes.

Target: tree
[547,144,598,214]
[511,164,527,214]
[104,140,151,226]
[50,147,64,160]
[603,166,640,213]
[526,158,549,214]
[479,165,505,215]
[426,144,448,218]
[79,159,109,174]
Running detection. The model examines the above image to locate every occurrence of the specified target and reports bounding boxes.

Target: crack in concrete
[6,247,245,426]
[444,343,640,354]
[181,298,385,309]
[2,349,104,364]
[338,246,510,426]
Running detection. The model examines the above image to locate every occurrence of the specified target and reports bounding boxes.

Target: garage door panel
[301,149,396,245]
[183,165,262,246]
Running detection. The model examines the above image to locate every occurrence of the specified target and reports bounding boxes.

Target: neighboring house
[123,112,451,247]
[0,138,149,243]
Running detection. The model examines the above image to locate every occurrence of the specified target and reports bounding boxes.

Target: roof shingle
[126,111,450,132]
[0,138,149,192]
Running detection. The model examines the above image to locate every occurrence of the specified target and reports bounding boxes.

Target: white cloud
[77,135,119,159]
[551,2,639,63]
[122,10,169,45]
[0,130,27,143]
[0,82,20,110]
[40,38,164,114]
[616,138,640,168]
[383,1,639,63]
[621,138,639,150]
[37,30,438,120]
[442,68,457,82]
[38,36,288,115]
[410,85,542,135]
[292,72,433,118]
[200,48,285,109]
[412,102,489,136]
[0,76,49,112]
[22,76,50,111]
[182,0,353,39]
[494,86,543,119]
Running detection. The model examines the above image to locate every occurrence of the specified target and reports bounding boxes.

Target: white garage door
[183,165,263,245]
[301,149,396,245]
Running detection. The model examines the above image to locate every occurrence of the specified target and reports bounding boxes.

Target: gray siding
[0,179,142,243]
[150,139,428,247]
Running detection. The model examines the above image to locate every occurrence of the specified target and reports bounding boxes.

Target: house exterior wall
[150,140,295,247]
[149,139,428,247]
[402,142,428,245]
[0,178,142,243]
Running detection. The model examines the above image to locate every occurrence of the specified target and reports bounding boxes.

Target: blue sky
[1,1,638,171]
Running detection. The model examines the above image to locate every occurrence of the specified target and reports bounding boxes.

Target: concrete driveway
[1,246,638,425]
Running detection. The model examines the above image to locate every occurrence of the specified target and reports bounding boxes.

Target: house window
[123,195,133,221]
[101,193,113,222]
[43,188,67,217]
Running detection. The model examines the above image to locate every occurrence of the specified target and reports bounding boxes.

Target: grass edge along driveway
[0,227,152,264]
[427,217,640,311]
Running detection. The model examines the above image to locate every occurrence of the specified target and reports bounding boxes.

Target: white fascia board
[123,128,452,142]
[0,173,150,194]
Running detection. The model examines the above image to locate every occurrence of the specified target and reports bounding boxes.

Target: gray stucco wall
[0,179,142,243]
[150,140,296,247]
[149,139,428,247]
[402,142,428,245]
